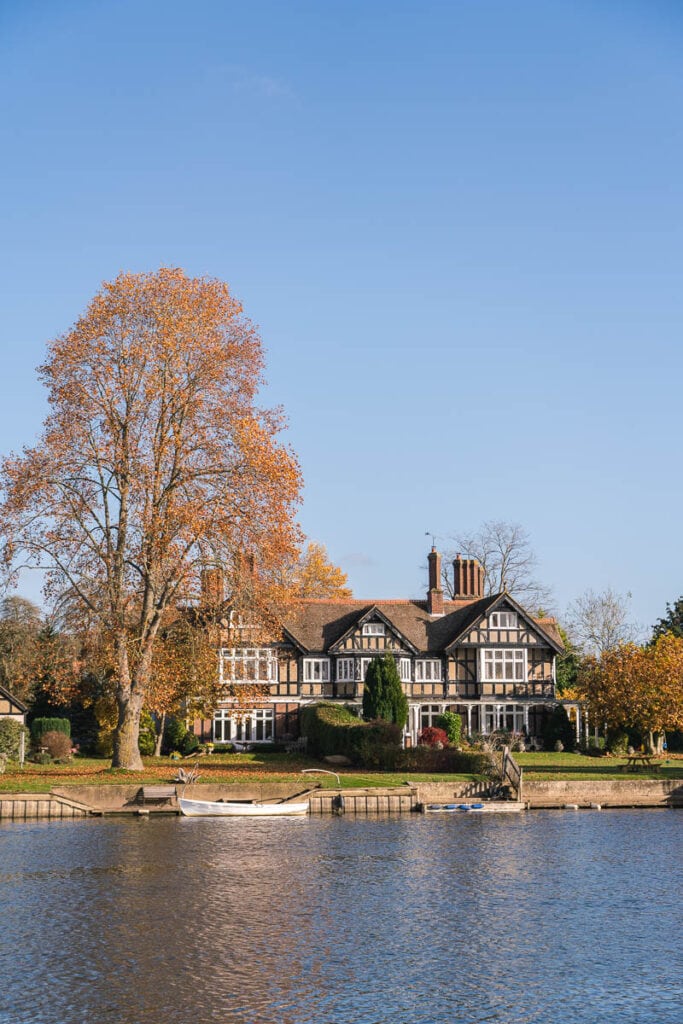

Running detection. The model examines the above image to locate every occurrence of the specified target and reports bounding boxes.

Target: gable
[0,684,28,717]
[329,606,418,655]
[445,594,564,653]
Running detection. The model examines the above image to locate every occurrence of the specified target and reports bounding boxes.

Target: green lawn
[1,750,680,794]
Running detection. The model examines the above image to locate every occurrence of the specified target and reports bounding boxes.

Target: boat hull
[179,798,309,817]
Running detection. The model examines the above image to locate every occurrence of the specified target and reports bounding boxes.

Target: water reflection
[0,811,681,1023]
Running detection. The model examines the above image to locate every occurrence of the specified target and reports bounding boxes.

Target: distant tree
[565,587,638,655]
[554,625,582,695]
[0,596,43,702]
[0,268,302,770]
[577,635,683,752]
[443,520,552,607]
[292,542,352,599]
[652,597,683,642]
[362,654,408,729]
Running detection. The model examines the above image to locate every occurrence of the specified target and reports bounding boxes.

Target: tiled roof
[282,594,499,654]
[281,593,564,654]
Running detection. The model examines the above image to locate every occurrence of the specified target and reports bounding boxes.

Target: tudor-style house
[193,549,565,749]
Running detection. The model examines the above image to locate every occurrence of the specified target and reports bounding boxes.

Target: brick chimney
[452,553,484,599]
[427,547,444,615]
[200,567,225,606]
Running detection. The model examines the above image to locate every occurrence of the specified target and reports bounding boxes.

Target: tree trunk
[112,691,144,770]
[153,711,166,757]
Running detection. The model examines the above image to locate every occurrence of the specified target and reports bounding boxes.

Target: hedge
[300,703,489,774]
[30,717,71,743]
[300,703,400,766]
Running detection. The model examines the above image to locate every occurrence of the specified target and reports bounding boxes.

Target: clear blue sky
[1,0,682,631]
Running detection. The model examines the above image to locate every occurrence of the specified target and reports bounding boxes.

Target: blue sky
[1,0,681,630]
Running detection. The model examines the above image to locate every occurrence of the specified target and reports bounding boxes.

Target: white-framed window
[489,611,518,629]
[481,648,526,682]
[303,658,330,682]
[336,657,355,681]
[415,659,442,682]
[220,648,278,685]
[398,657,412,682]
[419,704,442,731]
[213,707,274,743]
[362,622,385,636]
[360,657,374,680]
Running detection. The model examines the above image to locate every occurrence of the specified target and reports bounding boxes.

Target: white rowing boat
[179,797,309,817]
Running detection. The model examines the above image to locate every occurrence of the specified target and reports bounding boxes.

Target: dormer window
[489,611,518,629]
[362,622,385,636]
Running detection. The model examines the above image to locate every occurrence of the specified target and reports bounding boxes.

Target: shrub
[436,711,462,747]
[0,752,6,773]
[31,717,70,745]
[40,730,73,761]
[418,726,449,749]
[162,716,187,755]
[606,728,629,756]
[181,731,200,756]
[138,710,156,756]
[32,751,52,764]
[0,719,28,761]
[396,746,490,775]
[301,703,401,767]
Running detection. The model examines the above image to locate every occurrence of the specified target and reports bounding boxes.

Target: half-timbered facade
[195,549,564,748]
[0,684,27,725]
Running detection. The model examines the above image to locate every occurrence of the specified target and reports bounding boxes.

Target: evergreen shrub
[301,703,401,766]
[31,717,70,744]
[138,711,156,756]
[162,716,187,755]
[362,655,408,728]
[436,711,462,747]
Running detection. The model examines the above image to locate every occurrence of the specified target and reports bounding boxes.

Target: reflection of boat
[179,797,309,817]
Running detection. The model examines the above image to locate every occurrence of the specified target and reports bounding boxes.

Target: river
[0,809,681,1023]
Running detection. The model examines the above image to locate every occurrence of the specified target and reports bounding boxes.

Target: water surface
[1,810,681,1023]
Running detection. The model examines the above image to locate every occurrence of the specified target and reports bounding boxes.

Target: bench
[140,785,177,804]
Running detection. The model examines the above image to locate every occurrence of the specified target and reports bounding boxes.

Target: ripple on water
[0,810,681,1024]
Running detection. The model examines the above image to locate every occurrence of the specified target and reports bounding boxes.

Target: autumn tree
[0,268,302,769]
[0,596,43,702]
[443,520,552,608]
[292,542,351,599]
[577,634,683,751]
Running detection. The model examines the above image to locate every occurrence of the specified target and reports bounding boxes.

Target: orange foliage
[578,633,683,736]
[0,268,303,768]
[290,541,352,599]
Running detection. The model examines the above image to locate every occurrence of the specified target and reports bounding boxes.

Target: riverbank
[1,776,681,820]
[1,750,681,795]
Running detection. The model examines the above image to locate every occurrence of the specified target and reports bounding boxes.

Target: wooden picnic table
[623,754,660,773]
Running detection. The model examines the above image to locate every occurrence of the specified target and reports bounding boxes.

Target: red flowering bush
[417,726,449,749]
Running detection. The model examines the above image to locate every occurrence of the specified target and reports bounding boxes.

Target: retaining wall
[522,779,683,808]
[0,794,88,820]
